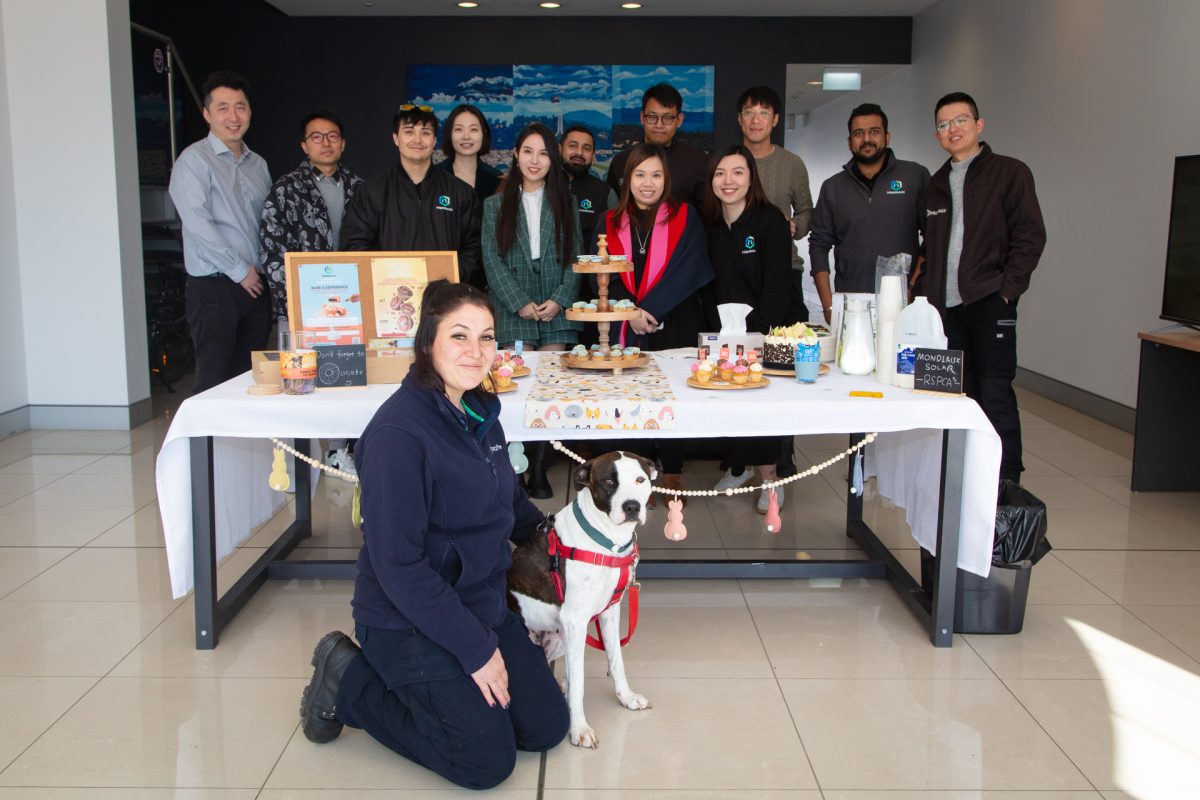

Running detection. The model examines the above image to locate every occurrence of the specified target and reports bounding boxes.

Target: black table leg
[930,428,966,647]
[191,436,218,649]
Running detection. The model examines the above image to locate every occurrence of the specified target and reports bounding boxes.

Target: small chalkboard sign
[914,348,965,395]
[316,344,368,388]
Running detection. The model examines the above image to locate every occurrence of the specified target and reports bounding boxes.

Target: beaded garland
[268,433,880,496]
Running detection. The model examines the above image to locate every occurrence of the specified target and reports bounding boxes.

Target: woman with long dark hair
[603,143,714,501]
[483,123,581,351]
[482,123,582,498]
[299,280,568,789]
[437,104,502,202]
[703,144,793,512]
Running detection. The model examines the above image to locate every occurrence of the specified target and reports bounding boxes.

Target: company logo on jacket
[886,179,906,195]
[580,199,594,212]
[927,207,948,217]
[436,195,453,211]
[742,235,756,254]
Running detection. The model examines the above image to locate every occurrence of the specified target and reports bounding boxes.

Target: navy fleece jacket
[351,374,544,674]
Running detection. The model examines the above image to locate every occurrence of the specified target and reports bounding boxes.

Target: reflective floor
[0,385,1198,799]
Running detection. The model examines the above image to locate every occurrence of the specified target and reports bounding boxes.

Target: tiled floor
[1,385,1199,799]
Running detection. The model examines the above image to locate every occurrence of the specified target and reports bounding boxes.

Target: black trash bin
[920,480,1051,634]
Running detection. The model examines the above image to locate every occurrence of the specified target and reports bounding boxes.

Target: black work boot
[525,442,553,499]
[300,630,361,743]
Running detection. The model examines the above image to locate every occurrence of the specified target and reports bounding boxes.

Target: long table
[157,352,1001,650]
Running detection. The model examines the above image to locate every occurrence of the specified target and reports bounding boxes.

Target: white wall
[788,0,1200,408]
[1,0,148,422]
[0,6,29,421]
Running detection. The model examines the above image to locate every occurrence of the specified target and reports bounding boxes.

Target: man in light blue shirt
[169,70,272,393]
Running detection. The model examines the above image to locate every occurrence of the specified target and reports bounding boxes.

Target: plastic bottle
[892,296,947,388]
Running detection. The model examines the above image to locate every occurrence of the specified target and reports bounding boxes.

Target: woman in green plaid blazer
[482,124,582,349]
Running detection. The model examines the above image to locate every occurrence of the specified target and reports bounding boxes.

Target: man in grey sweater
[737,86,813,324]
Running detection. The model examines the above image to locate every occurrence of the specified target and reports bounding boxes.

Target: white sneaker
[757,485,785,514]
[714,467,755,492]
[325,447,357,480]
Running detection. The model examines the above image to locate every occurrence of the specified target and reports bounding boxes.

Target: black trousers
[185,274,272,394]
[726,436,785,472]
[944,292,1023,481]
[336,611,568,790]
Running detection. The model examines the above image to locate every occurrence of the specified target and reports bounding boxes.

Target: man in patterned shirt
[260,110,363,324]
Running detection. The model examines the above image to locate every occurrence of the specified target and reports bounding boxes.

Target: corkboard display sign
[284,251,459,384]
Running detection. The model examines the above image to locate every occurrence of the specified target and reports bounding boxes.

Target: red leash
[547,527,640,651]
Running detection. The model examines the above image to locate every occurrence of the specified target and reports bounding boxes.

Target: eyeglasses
[305,131,343,144]
[935,114,975,133]
[739,109,774,120]
[850,127,884,139]
[643,112,678,125]
[399,103,433,112]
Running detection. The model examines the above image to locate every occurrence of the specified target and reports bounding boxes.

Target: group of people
[169,67,1045,790]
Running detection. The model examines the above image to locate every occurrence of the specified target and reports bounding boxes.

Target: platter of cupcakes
[492,350,530,378]
[482,368,518,394]
[561,343,650,373]
[563,297,643,323]
[686,346,770,390]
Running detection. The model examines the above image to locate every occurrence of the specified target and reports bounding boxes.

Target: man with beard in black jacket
[341,104,483,288]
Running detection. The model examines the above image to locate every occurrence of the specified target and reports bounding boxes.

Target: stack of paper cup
[875,275,905,384]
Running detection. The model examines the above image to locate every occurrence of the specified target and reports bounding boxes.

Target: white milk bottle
[892,296,947,388]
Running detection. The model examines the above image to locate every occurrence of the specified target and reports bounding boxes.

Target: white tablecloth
[158,353,1001,598]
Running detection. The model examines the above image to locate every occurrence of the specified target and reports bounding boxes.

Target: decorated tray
[686,376,771,391]
[564,309,642,322]
[509,365,531,378]
[761,363,831,377]
[562,353,651,370]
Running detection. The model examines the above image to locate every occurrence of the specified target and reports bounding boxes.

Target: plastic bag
[992,480,1052,568]
[874,252,913,296]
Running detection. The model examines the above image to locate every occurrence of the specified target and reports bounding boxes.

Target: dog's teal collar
[572,499,634,554]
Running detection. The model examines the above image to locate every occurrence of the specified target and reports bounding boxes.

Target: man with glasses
[921,91,1046,483]
[169,70,272,394]
[736,86,813,324]
[341,104,482,287]
[606,83,708,208]
[560,124,616,253]
[260,109,364,475]
[260,110,363,323]
[809,102,930,322]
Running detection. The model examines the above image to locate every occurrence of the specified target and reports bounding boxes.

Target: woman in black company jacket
[298,280,567,790]
[704,144,794,514]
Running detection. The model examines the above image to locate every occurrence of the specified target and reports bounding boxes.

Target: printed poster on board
[371,256,429,345]
[296,262,365,346]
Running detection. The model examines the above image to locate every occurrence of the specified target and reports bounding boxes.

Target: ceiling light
[540,1,561,6]
[457,1,478,6]
[805,80,822,86]
[621,2,642,8]
[822,69,862,91]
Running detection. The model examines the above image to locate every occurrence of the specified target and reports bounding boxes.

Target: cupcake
[624,346,640,361]
[591,349,607,361]
[748,362,764,383]
[571,344,588,358]
[582,302,598,313]
[732,364,749,385]
[511,355,525,368]
[696,360,713,383]
[609,346,624,360]
[719,360,735,382]
[572,301,587,311]
[495,366,513,388]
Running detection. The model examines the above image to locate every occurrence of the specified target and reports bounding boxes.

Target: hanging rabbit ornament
[508,442,529,474]
[663,496,687,541]
[763,488,782,534]
[268,446,290,492]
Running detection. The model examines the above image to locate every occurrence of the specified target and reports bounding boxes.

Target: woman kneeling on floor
[300,280,568,790]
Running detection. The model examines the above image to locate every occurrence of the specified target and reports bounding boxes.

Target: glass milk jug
[839,298,877,375]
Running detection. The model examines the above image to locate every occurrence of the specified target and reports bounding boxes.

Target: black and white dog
[508,451,657,749]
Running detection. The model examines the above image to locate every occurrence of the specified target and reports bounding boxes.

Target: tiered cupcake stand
[562,235,650,375]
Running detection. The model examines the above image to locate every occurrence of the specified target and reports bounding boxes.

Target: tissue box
[698,332,765,356]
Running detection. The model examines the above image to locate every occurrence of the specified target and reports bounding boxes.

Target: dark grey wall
[129,1,911,179]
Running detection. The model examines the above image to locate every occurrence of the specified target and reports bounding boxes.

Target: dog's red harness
[546,526,640,651]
